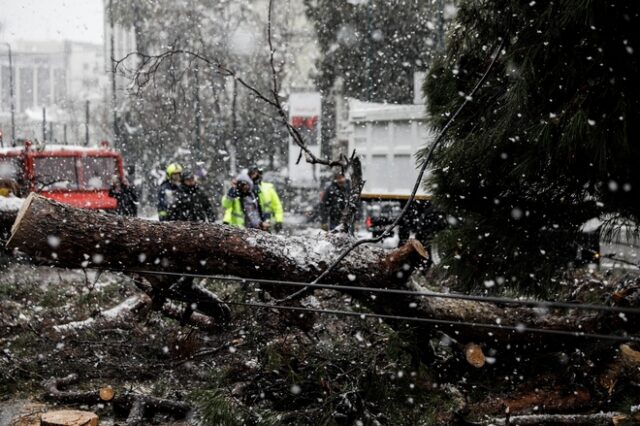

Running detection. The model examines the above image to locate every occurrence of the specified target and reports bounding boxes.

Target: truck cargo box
[347,99,434,200]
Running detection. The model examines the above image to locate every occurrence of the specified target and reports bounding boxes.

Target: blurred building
[102,2,136,101]
[102,0,138,154]
[0,40,106,144]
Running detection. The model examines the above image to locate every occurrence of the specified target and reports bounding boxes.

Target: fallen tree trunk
[7,194,426,297]
[491,412,630,425]
[6,194,640,347]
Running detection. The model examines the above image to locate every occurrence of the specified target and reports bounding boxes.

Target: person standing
[109,176,138,216]
[221,172,270,230]
[248,164,284,232]
[320,172,351,231]
[170,169,216,222]
[157,163,183,221]
[167,169,223,325]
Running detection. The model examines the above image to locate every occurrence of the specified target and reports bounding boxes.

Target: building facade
[0,40,106,144]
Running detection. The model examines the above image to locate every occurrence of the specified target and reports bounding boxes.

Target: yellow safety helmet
[166,163,183,177]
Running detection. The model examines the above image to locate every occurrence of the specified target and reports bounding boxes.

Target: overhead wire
[286,39,508,303]
[110,267,640,316]
[91,266,640,342]
[225,300,640,343]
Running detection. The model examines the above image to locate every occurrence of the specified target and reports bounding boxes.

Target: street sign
[288,92,322,187]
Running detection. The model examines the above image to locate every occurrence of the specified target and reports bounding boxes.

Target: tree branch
[279,39,506,303]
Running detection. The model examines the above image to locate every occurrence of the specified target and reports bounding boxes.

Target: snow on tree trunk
[7,194,426,299]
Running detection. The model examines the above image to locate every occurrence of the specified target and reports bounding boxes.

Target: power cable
[92,266,640,342]
[286,39,508,303]
[225,300,640,343]
[111,267,640,316]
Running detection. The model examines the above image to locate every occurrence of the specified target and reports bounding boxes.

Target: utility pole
[193,64,201,165]
[42,107,46,142]
[85,100,90,146]
[2,42,16,145]
[109,0,119,150]
[436,0,446,54]
[366,0,373,101]
[229,78,238,176]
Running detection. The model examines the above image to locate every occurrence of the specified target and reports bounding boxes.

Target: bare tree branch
[114,44,348,170]
[336,152,364,233]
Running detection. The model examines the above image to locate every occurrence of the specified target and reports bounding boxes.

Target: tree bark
[491,412,629,425]
[7,194,425,297]
[7,194,640,347]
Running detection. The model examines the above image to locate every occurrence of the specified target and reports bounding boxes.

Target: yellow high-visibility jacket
[221,182,283,227]
[256,182,284,224]
[221,195,245,227]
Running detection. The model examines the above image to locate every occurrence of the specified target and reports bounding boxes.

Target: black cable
[90,266,640,342]
[295,40,508,301]
[114,268,640,316]
[226,300,640,343]
[602,254,639,268]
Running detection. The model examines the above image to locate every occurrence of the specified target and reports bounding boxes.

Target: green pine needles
[422,0,640,295]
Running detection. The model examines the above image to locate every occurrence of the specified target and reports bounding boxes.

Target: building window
[19,67,34,111]
[37,67,51,106]
[1,66,12,111]
[53,68,66,104]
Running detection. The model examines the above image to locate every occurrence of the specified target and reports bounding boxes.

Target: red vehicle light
[366,217,373,229]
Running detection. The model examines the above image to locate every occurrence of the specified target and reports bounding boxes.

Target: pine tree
[422,1,640,294]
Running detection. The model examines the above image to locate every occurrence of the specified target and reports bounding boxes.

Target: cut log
[99,386,115,402]
[598,343,640,395]
[490,412,626,425]
[620,343,640,364]
[471,386,593,417]
[464,343,485,368]
[7,194,640,346]
[40,410,98,426]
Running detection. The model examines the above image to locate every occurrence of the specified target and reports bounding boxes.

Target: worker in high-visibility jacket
[222,172,271,231]
[157,163,182,221]
[248,164,284,233]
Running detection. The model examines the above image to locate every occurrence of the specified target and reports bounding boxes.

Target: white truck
[345,98,434,201]
[342,98,441,252]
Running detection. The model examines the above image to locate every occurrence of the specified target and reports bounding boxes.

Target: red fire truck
[0,140,125,210]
